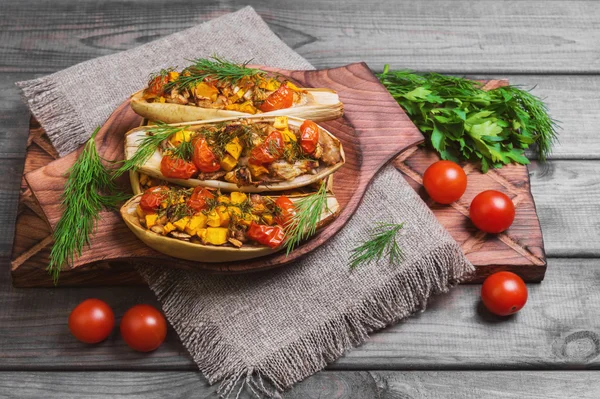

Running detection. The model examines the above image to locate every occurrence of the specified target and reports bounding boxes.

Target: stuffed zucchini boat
[124,116,345,193]
[131,57,343,123]
[121,185,339,262]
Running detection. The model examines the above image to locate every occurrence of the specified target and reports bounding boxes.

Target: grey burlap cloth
[17,7,473,398]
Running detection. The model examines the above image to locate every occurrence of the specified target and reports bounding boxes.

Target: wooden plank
[0,1,598,74]
[1,258,599,370]
[0,371,597,398]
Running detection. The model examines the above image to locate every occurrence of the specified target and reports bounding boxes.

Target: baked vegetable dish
[120,185,339,262]
[130,57,343,123]
[124,116,345,192]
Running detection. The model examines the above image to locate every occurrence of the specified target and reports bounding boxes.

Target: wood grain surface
[0,371,596,398]
[1,1,600,397]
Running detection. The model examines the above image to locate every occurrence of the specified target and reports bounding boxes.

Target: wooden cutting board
[10,72,546,286]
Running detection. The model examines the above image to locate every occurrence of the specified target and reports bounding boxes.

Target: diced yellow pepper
[163,222,176,235]
[207,210,221,227]
[168,71,179,82]
[225,101,257,114]
[169,130,194,147]
[281,129,297,143]
[145,214,158,228]
[285,81,304,92]
[273,116,289,130]
[173,216,190,232]
[262,213,274,225]
[227,206,242,218]
[202,227,228,246]
[230,192,247,205]
[158,96,166,103]
[238,213,259,226]
[194,82,219,101]
[185,214,207,236]
[217,195,230,204]
[248,163,269,178]
[225,137,242,160]
[220,154,238,172]
[216,205,230,227]
[233,87,246,100]
[196,228,207,241]
[258,78,280,91]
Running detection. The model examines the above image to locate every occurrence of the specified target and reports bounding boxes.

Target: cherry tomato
[250,131,284,165]
[299,120,319,154]
[160,155,198,179]
[274,196,296,226]
[247,222,285,248]
[187,187,215,212]
[145,75,169,97]
[481,271,528,316]
[470,190,515,233]
[120,304,167,352]
[422,160,467,204]
[140,186,169,212]
[68,299,115,344]
[192,137,220,173]
[259,84,294,112]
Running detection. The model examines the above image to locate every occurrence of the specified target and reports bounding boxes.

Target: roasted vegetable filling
[136,186,298,249]
[142,58,309,113]
[149,117,342,185]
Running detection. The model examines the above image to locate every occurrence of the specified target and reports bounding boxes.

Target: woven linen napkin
[17,7,474,398]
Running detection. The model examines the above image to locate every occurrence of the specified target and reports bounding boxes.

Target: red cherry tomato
[470,190,515,233]
[422,160,467,204]
[187,187,215,212]
[192,137,220,173]
[145,75,169,97]
[274,196,296,226]
[259,84,294,112]
[139,186,169,212]
[120,304,167,352]
[160,155,198,179]
[481,271,528,316]
[247,222,285,248]
[68,299,115,344]
[299,120,319,154]
[250,130,284,165]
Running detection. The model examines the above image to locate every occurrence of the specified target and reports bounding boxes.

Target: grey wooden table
[1,1,599,397]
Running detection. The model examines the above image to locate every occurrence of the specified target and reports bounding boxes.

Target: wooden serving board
[10,72,546,287]
[13,63,424,286]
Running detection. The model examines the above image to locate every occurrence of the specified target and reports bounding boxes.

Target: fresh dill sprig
[166,56,266,90]
[283,181,330,255]
[349,223,404,270]
[169,138,194,161]
[377,66,558,172]
[115,122,190,176]
[48,128,127,284]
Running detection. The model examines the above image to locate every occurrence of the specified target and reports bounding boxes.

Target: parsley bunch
[378,66,558,172]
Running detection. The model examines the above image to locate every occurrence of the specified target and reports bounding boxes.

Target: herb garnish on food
[115,122,190,176]
[378,66,558,172]
[349,223,404,270]
[166,56,266,91]
[48,128,127,283]
[283,181,330,255]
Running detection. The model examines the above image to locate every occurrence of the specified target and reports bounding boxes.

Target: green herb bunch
[48,128,127,283]
[349,223,404,270]
[378,66,558,172]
